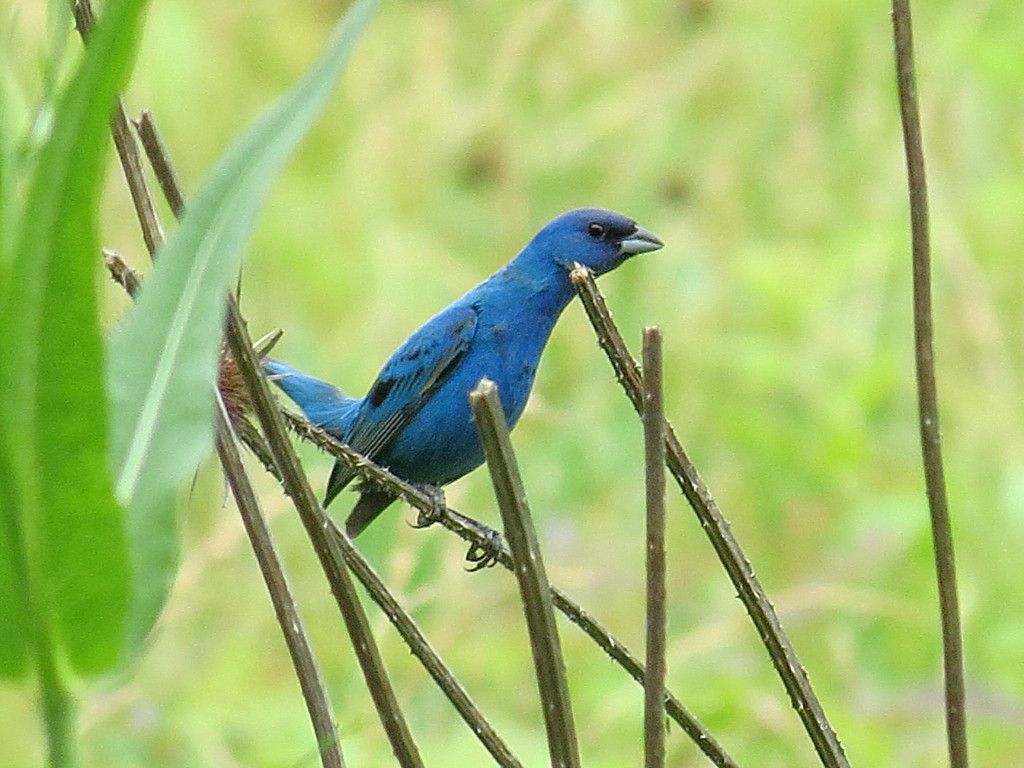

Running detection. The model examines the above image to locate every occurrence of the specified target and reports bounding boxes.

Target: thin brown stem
[570,264,848,768]
[224,296,424,768]
[133,111,186,219]
[278,409,739,768]
[92,53,420,762]
[104,248,522,765]
[74,0,165,257]
[214,396,345,768]
[891,3,969,765]
[104,248,345,768]
[643,328,667,768]
[470,379,580,768]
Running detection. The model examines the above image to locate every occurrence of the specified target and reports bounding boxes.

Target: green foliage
[106,0,378,657]
[2,0,1023,766]
[1,0,378,761]
[0,0,148,681]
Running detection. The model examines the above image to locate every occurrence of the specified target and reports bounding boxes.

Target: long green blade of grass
[0,0,148,679]
[106,0,378,652]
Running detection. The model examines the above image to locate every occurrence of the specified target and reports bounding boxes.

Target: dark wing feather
[324,303,479,504]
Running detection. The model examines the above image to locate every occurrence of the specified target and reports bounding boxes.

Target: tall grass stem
[570,264,849,768]
[891,2,969,765]
[643,328,667,768]
[470,378,581,768]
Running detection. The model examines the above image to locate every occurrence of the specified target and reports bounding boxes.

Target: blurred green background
[4,0,1023,765]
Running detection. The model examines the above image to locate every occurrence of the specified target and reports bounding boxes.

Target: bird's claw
[464,528,503,571]
[409,485,447,529]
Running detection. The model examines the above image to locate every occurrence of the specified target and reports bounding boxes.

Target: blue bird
[264,208,662,538]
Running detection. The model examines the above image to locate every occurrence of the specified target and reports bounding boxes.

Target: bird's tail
[262,358,360,436]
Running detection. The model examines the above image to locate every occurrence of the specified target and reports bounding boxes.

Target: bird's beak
[618,225,663,256]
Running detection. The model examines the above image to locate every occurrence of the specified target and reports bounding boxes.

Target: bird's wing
[324,303,479,504]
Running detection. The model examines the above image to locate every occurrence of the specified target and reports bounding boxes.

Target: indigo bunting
[264,208,662,537]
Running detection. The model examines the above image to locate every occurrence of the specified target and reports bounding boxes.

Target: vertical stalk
[570,265,849,767]
[470,379,581,768]
[224,299,424,768]
[891,2,969,765]
[643,328,667,768]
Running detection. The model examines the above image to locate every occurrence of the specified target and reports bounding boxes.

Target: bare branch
[891,2,969,765]
[643,328,667,768]
[470,378,580,768]
[104,249,346,768]
[74,0,165,257]
[214,395,345,768]
[224,298,424,768]
[277,408,739,768]
[570,264,849,768]
[134,111,186,219]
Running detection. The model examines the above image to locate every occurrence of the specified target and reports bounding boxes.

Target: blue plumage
[265,208,662,536]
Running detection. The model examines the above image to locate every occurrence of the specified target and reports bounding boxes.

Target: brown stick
[643,328,667,768]
[74,0,165,258]
[470,379,580,768]
[214,396,345,768]
[570,264,849,768]
[891,2,969,765]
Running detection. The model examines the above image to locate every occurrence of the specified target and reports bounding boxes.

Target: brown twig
[126,81,423,762]
[224,297,424,768]
[79,12,356,757]
[891,3,969,765]
[278,409,738,768]
[213,395,345,768]
[102,251,347,768]
[570,264,849,768]
[470,379,580,768]
[643,328,667,768]
[74,0,165,257]
[133,111,185,218]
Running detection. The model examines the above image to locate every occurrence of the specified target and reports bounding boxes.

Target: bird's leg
[463,524,503,572]
[407,487,504,570]
[409,484,449,529]
[445,508,504,571]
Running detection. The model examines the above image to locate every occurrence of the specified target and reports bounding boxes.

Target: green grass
[3,0,1023,765]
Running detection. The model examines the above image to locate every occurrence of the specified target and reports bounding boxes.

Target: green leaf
[0,39,26,276]
[0,438,30,679]
[0,0,148,679]
[106,0,378,652]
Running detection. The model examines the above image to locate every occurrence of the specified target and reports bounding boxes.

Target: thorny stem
[214,395,345,768]
[275,411,738,768]
[79,14,353,760]
[224,297,425,768]
[570,264,849,768]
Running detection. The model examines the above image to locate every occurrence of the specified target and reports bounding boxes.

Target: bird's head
[529,208,663,278]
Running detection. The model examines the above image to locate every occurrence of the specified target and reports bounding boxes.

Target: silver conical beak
[618,225,663,256]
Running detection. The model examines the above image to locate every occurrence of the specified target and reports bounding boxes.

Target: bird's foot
[463,519,504,572]
[409,485,448,529]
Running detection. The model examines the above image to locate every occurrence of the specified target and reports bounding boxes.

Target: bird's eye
[587,223,606,238]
